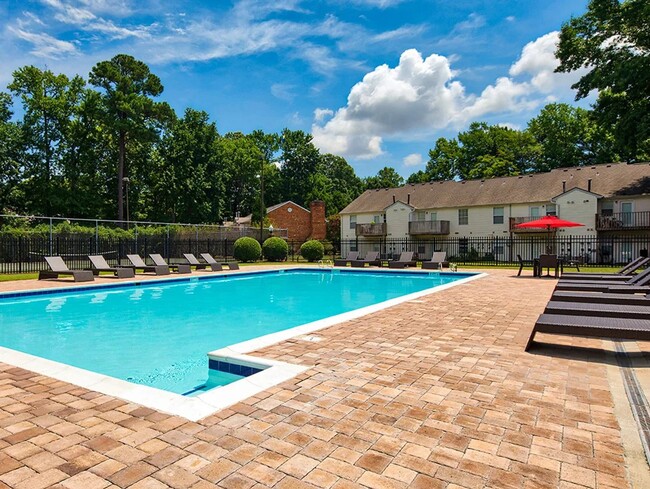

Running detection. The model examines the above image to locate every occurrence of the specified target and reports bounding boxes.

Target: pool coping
[0,267,486,421]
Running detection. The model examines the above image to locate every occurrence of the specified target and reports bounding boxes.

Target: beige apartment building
[340,162,650,263]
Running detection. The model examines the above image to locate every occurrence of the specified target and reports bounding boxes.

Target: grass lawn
[0,273,39,282]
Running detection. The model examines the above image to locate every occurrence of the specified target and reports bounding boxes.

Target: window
[350,215,357,230]
[601,202,614,216]
[546,204,557,216]
[373,215,383,224]
[493,207,504,225]
[529,206,540,218]
[430,212,437,221]
[621,202,633,226]
[458,208,468,225]
[413,211,426,221]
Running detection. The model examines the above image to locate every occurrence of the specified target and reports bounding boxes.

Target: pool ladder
[318,259,334,268]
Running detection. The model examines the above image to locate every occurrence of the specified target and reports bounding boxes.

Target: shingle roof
[340,163,650,214]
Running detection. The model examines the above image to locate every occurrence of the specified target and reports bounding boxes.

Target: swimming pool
[0,268,481,418]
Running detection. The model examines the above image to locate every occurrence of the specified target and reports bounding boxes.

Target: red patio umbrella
[515,215,584,254]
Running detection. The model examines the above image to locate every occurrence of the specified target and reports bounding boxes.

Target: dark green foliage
[300,240,325,262]
[363,167,404,190]
[279,129,321,207]
[262,237,288,261]
[233,237,262,262]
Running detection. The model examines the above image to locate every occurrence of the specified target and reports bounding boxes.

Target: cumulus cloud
[312,31,589,159]
[403,153,423,167]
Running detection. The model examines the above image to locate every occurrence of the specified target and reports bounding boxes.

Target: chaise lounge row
[526,256,650,350]
[38,253,239,282]
[334,251,449,269]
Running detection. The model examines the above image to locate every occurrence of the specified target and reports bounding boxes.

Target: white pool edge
[0,268,486,421]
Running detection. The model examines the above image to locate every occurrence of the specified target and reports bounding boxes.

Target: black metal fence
[2,234,650,274]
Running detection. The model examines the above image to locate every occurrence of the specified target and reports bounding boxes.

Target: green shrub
[262,237,288,262]
[300,240,325,262]
[233,237,262,262]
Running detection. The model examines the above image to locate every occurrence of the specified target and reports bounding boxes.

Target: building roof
[265,201,311,214]
[340,163,650,214]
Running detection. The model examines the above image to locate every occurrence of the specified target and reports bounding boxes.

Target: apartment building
[340,162,650,262]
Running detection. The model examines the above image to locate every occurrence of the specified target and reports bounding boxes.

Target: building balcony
[408,220,450,235]
[355,223,387,236]
[596,211,650,231]
[510,216,547,233]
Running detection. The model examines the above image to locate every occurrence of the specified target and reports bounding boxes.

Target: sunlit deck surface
[1,267,649,488]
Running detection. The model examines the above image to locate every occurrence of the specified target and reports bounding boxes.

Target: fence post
[95,220,99,254]
[18,236,23,273]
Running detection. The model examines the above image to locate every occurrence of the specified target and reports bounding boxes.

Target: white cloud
[403,153,423,167]
[271,83,295,101]
[9,27,78,58]
[347,0,407,8]
[312,31,590,159]
[314,108,334,122]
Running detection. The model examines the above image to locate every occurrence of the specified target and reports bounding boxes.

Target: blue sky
[1,0,592,178]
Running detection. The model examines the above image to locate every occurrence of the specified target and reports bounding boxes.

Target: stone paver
[0,268,642,487]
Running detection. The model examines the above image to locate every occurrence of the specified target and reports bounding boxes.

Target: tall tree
[311,153,363,215]
[426,138,461,181]
[556,0,650,161]
[279,129,320,206]
[8,66,85,215]
[363,166,404,190]
[0,93,22,213]
[406,170,429,184]
[89,54,174,221]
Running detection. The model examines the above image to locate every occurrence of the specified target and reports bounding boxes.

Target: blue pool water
[0,269,472,395]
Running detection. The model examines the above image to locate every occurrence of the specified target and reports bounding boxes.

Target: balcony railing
[355,223,386,236]
[408,220,450,235]
[596,211,650,231]
[510,216,549,233]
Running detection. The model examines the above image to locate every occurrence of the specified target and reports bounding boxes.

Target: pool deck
[1,267,650,488]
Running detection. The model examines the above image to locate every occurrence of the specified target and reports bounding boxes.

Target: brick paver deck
[0,269,643,488]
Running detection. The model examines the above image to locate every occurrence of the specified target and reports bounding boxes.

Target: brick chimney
[309,200,326,240]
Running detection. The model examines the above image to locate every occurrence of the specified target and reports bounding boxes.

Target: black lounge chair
[544,300,650,320]
[526,313,650,351]
[560,256,650,280]
[201,253,239,270]
[334,251,359,267]
[39,256,95,282]
[555,266,650,292]
[88,255,135,278]
[422,251,449,270]
[150,254,191,274]
[127,254,170,275]
[551,290,650,306]
[183,253,221,271]
[350,251,381,268]
[388,251,416,269]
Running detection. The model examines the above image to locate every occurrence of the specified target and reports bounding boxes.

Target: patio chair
[551,290,650,306]
[150,254,191,274]
[388,251,416,269]
[127,254,170,275]
[183,253,221,271]
[350,251,381,268]
[200,253,239,271]
[555,266,650,292]
[422,251,449,270]
[560,256,650,280]
[334,251,359,267]
[515,254,534,276]
[88,255,135,278]
[544,300,650,320]
[525,313,650,351]
[38,256,95,282]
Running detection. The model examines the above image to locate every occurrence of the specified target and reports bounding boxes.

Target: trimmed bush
[233,237,262,262]
[300,240,325,262]
[263,237,288,262]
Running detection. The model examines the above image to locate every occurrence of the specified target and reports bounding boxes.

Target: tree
[556,0,650,161]
[363,166,404,190]
[8,66,85,215]
[426,138,461,181]
[527,103,618,171]
[0,93,22,213]
[406,170,429,184]
[89,54,174,221]
[312,153,363,215]
[279,129,320,206]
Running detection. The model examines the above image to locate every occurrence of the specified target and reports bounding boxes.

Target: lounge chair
[150,254,191,274]
[38,256,95,282]
[422,251,449,270]
[515,254,535,276]
[350,251,381,268]
[201,253,240,270]
[388,251,416,269]
[183,253,222,271]
[544,300,650,320]
[127,254,170,275]
[560,256,650,280]
[555,266,650,292]
[525,313,650,351]
[334,251,359,267]
[551,290,650,306]
[88,255,135,278]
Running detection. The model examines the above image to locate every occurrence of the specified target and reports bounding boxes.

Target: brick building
[266,200,326,242]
